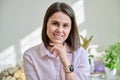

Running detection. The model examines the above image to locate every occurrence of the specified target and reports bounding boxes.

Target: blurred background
[0,0,120,79]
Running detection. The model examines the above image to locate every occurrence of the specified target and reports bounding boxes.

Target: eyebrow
[51,19,70,25]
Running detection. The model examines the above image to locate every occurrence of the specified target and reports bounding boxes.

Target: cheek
[47,23,51,35]
[47,26,53,38]
[47,28,51,36]
[66,29,71,36]
[64,31,70,39]
[66,29,71,38]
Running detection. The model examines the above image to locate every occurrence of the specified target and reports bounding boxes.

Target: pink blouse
[23,43,90,80]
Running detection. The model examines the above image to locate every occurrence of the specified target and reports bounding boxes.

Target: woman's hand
[49,43,71,67]
[49,43,76,80]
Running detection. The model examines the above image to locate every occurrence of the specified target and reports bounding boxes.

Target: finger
[49,42,63,46]
[52,50,59,57]
[50,46,58,54]
[50,46,54,53]
[50,47,59,57]
[49,43,55,47]
[49,42,54,45]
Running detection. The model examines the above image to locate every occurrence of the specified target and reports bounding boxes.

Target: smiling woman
[47,11,71,44]
[23,2,90,80]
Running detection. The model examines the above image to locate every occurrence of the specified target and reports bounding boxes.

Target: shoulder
[74,47,88,58]
[76,47,88,54]
[23,43,43,57]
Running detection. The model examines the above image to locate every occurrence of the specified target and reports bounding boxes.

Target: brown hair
[42,2,80,51]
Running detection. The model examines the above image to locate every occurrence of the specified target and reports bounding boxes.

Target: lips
[54,34,63,39]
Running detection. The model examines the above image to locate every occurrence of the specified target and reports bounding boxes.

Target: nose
[56,26,63,32]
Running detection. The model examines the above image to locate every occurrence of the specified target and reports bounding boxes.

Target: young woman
[23,2,90,80]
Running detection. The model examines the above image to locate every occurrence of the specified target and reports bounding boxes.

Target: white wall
[79,0,120,51]
[0,0,120,66]
[0,0,78,66]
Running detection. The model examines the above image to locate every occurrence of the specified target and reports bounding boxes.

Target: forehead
[48,11,71,24]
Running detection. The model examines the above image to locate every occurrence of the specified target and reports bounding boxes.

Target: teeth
[54,34,62,38]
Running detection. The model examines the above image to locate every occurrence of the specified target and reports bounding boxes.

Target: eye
[63,24,69,28]
[52,22,58,26]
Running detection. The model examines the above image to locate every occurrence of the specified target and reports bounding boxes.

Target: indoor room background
[0,0,120,71]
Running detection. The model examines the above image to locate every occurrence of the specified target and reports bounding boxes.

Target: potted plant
[103,42,120,70]
[103,42,120,79]
[80,35,95,73]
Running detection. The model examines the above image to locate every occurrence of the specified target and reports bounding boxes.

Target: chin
[53,41,64,44]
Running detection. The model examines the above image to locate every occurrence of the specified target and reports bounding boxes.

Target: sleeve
[74,48,90,80]
[23,51,39,80]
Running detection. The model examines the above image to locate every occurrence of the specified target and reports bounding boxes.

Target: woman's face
[47,11,71,44]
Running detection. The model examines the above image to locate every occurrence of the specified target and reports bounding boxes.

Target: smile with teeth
[54,34,63,39]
